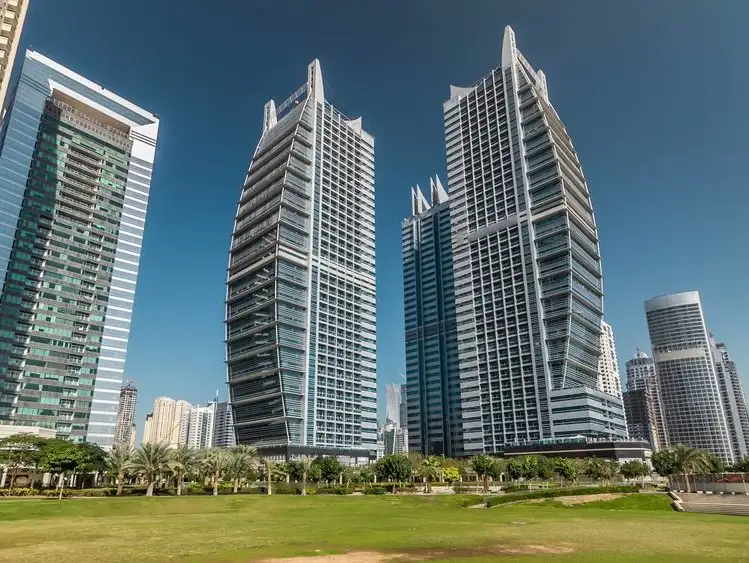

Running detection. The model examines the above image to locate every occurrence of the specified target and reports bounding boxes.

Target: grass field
[0,493,747,562]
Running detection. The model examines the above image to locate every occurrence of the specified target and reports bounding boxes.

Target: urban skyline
[0,3,744,458]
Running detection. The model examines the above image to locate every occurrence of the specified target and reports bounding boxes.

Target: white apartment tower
[443,26,627,454]
[597,322,623,399]
[711,337,749,459]
[185,402,216,449]
[226,60,377,462]
[147,397,192,448]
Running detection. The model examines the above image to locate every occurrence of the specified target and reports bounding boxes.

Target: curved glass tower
[444,27,626,454]
[226,61,376,462]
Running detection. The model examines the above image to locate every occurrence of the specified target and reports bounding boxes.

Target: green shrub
[503,484,531,493]
[0,487,40,497]
[484,485,639,508]
[363,486,386,495]
[316,485,353,495]
[452,484,477,494]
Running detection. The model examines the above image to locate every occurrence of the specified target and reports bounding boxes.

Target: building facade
[382,422,408,455]
[146,397,191,448]
[402,176,462,457]
[0,51,158,449]
[212,400,236,448]
[0,0,29,109]
[597,321,622,399]
[645,292,734,462]
[711,338,749,459]
[622,389,659,450]
[385,383,402,426]
[185,402,216,449]
[225,60,376,461]
[443,26,626,455]
[142,412,153,444]
[113,382,137,447]
[625,350,668,450]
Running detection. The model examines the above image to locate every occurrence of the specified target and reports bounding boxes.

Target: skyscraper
[645,292,734,462]
[385,383,402,426]
[142,413,153,444]
[710,337,749,459]
[0,0,29,109]
[622,389,660,451]
[113,382,137,448]
[147,397,191,448]
[443,26,626,454]
[185,402,216,449]
[0,51,159,448]
[225,60,376,463]
[402,176,461,457]
[625,350,668,450]
[212,401,236,448]
[597,321,622,399]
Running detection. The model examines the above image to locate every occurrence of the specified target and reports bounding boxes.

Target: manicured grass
[0,493,746,562]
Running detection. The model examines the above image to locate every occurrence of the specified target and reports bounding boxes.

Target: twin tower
[225,27,626,461]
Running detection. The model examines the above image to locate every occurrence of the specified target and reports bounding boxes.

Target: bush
[484,485,639,508]
[452,484,477,494]
[316,485,353,495]
[0,487,40,497]
[363,486,386,495]
[502,484,531,493]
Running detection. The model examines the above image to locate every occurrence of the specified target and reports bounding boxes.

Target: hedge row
[483,485,639,508]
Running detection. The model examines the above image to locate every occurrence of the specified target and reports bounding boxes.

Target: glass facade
[0,51,158,449]
[625,350,668,450]
[402,177,461,457]
[443,27,626,454]
[226,60,376,456]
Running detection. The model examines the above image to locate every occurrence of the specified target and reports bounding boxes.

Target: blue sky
[18,0,749,433]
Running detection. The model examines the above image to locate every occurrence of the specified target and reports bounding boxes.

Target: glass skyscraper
[443,26,626,454]
[226,60,376,462]
[0,51,159,448]
[625,350,668,450]
[402,176,462,457]
[645,291,734,462]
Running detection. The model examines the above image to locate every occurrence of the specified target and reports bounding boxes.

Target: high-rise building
[385,383,402,426]
[142,413,153,444]
[402,176,461,457]
[622,389,660,450]
[147,397,191,448]
[0,51,159,448]
[212,400,236,448]
[710,337,749,459]
[383,422,408,455]
[645,292,734,462]
[128,422,136,450]
[597,321,622,399]
[225,60,376,463]
[113,382,137,447]
[185,402,216,450]
[625,350,668,450]
[0,0,29,109]
[442,26,626,454]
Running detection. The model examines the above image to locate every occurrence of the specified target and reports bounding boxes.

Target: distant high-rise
[402,176,461,457]
[147,397,191,448]
[225,60,376,462]
[597,322,622,399]
[383,422,408,455]
[142,413,153,444]
[385,383,402,426]
[185,402,216,449]
[0,51,159,449]
[710,337,749,459]
[0,0,29,108]
[625,350,668,450]
[622,389,660,451]
[128,422,136,450]
[442,26,626,454]
[113,382,137,447]
[645,292,734,462]
[212,401,236,448]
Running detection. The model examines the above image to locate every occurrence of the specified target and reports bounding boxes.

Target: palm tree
[299,457,314,496]
[106,444,133,496]
[168,446,195,496]
[672,445,711,493]
[226,445,259,493]
[262,458,280,495]
[419,457,443,493]
[131,443,171,497]
[200,448,228,496]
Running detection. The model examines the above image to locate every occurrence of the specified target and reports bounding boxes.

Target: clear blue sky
[19,1,749,433]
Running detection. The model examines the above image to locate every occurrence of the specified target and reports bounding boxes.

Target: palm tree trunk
[146,478,155,497]
[117,471,124,496]
[57,473,65,500]
[267,473,272,495]
[233,478,239,494]
[301,471,307,496]
[177,473,183,496]
[213,470,219,496]
[683,472,690,493]
[483,474,489,493]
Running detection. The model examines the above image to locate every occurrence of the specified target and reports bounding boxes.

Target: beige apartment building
[0,0,29,108]
[143,397,192,448]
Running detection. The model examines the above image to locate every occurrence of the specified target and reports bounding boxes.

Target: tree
[583,458,607,482]
[488,458,507,483]
[442,467,460,484]
[200,448,228,496]
[651,449,679,478]
[226,445,258,493]
[285,460,304,483]
[418,457,442,493]
[131,442,171,496]
[620,460,650,487]
[470,454,494,493]
[553,458,578,486]
[536,456,556,484]
[106,444,134,496]
[261,458,280,495]
[704,452,725,474]
[672,445,711,493]
[168,446,195,496]
[312,456,343,484]
[297,457,315,495]
[506,457,524,482]
[732,457,749,472]
[38,440,85,500]
[375,454,412,493]
[0,433,47,488]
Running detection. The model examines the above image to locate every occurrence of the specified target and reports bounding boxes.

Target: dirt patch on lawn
[555,493,626,506]
[262,544,575,561]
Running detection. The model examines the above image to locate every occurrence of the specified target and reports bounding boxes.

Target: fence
[669,473,749,494]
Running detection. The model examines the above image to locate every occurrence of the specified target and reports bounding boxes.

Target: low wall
[669,473,749,495]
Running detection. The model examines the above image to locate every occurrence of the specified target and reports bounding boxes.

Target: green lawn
[0,493,746,562]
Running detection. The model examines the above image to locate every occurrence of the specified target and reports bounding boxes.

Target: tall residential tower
[711,338,749,459]
[402,176,461,456]
[442,26,626,454]
[625,350,667,450]
[226,60,376,463]
[0,51,158,448]
[0,0,29,109]
[645,292,733,462]
[597,321,622,399]
[113,382,137,448]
